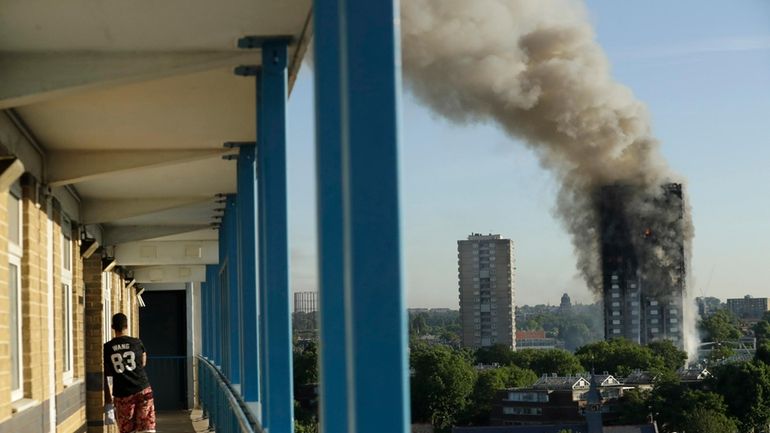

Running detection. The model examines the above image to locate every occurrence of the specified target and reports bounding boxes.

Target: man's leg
[134,387,157,433]
[113,395,136,433]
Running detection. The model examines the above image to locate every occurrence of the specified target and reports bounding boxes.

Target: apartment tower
[598,183,686,348]
[293,291,318,313]
[458,233,516,349]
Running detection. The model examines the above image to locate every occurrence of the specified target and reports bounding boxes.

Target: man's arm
[103,375,112,404]
[103,345,113,404]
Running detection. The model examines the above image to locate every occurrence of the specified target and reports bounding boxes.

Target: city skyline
[285,1,770,308]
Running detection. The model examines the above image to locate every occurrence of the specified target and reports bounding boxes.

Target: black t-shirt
[103,336,151,397]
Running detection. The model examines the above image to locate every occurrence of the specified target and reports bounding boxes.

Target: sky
[285,0,770,308]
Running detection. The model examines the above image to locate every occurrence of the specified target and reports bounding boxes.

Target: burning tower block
[598,183,686,348]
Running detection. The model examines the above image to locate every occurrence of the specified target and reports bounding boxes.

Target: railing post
[236,142,261,412]
[257,39,293,433]
[313,0,410,432]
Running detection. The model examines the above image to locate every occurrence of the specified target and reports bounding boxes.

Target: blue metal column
[256,70,269,425]
[202,280,209,358]
[218,213,229,372]
[257,40,293,433]
[206,264,216,359]
[236,143,261,407]
[314,0,410,432]
[312,3,348,433]
[210,263,220,365]
[226,194,241,386]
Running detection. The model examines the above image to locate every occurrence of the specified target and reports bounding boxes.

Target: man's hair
[111,313,128,331]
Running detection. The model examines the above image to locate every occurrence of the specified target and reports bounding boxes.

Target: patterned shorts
[113,387,156,433]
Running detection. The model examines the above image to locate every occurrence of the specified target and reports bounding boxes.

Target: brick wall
[83,254,106,433]
[21,179,48,402]
[0,179,140,433]
[0,181,87,430]
[0,188,10,421]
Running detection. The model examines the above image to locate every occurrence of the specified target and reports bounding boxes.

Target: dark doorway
[139,289,188,410]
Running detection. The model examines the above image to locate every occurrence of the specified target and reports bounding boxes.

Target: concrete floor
[155,409,211,433]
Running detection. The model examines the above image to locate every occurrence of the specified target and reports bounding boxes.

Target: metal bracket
[223,141,256,148]
[222,154,238,161]
[234,65,259,77]
[237,35,294,49]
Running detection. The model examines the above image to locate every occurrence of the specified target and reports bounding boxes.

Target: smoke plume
[400,0,693,299]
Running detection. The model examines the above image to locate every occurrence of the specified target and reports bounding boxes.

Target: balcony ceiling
[0,0,312,268]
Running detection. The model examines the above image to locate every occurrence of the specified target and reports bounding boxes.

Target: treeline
[411,338,687,432]
[411,311,770,433]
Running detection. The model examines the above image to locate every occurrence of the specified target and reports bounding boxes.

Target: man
[104,313,156,433]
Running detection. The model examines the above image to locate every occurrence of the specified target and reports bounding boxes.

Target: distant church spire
[583,373,603,433]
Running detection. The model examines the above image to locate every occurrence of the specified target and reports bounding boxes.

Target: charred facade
[598,183,686,348]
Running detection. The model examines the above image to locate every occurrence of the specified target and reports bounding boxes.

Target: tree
[498,364,538,388]
[612,388,651,426]
[649,376,734,433]
[575,339,663,377]
[411,312,429,336]
[514,349,583,376]
[647,340,687,372]
[756,340,770,365]
[475,344,514,365]
[411,345,476,432]
[699,309,741,342]
[681,408,738,433]
[754,312,770,341]
[464,365,538,425]
[710,361,770,432]
[294,399,318,433]
[293,341,318,386]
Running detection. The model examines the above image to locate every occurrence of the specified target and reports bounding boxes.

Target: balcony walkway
[157,409,211,433]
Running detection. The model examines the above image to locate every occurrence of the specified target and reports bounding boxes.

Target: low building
[457,374,657,432]
[491,374,624,426]
[727,295,769,323]
[516,330,558,350]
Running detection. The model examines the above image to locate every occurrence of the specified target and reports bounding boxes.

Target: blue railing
[198,355,264,433]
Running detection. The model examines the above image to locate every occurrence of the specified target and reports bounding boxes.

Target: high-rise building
[598,183,686,348]
[458,233,516,349]
[293,291,318,313]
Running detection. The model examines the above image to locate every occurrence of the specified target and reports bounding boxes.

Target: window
[612,320,621,325]
[612,329,621,334]
[670,318,678,324]
[650,310,658,315]
[62,216,74,383]
[503,406,543,416]
[651,327,659,333]
[507,392,548,402]
[9,186,23,401]
[611,301,620,307]
[611,292,620,298]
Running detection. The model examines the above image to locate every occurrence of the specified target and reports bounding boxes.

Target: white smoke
[401,0,695,352]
